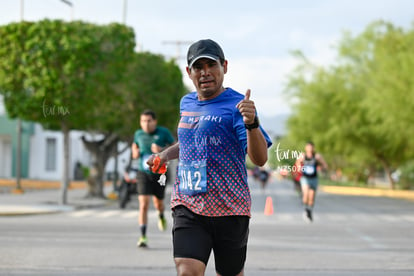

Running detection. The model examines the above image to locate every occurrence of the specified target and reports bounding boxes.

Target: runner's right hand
[146,153,167,173]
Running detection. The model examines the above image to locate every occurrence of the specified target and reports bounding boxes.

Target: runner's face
[140,115,157,133]
[186,58,227,100]
[305,144,314,155]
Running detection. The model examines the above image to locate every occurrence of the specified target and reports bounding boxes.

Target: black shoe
[306,208,313,222]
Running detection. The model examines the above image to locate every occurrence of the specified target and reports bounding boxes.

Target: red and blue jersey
[171,88,272,217]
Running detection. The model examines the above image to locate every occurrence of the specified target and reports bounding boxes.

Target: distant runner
[131,109,174,247]
[297,141,328,222]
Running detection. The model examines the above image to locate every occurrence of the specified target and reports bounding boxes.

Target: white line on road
[276,214,295,221]
[325,214,348,221]
[345,226,387,249]
[96,210,121,218]
[401,215,414,222]
[378,214,400,222]
[69,210,96,218]
[121,211,138,218]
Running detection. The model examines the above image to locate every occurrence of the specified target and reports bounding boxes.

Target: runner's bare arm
[236,89,268,166]
[146,142,180,167]
[131,143,140,159]
[151,140,174,153]
[246,127,268,166]
[316,153,328,171]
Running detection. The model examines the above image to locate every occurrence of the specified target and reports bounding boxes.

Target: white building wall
[105,142,131,178]
[29,124,63,180]
[29,125,91,180]
[0,96,5,116]
[0,135,12,178]
[29,124,129,181]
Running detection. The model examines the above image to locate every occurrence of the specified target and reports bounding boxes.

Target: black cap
[187,39,225,68]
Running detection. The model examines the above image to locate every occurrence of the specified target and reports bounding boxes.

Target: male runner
[131,109,174,247]
[297,141,328,222]
[148,39,272,276]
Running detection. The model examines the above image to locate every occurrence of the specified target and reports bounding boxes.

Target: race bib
[178,160,207,196]
[141,154,151,171]
[303,165,315,175]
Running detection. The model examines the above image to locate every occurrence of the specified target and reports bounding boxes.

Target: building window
[45,138,57,171]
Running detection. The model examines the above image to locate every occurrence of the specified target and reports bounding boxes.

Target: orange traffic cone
[264,196,274,216]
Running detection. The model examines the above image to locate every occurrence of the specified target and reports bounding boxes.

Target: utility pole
[60,0,74,21]
[20,0,24,21]
[122,0,127,24]
[162,40,193,60]
[59,0,74,204]
[13,0,25,194]
[107,0,129,200]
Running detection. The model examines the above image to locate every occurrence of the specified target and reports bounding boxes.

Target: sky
[0,0,413,118]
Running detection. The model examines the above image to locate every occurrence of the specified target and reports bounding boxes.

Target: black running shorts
[172,205,249,276]
[136,171,165,199]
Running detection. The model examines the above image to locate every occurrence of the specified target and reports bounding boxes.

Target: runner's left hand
[236,89,256,124]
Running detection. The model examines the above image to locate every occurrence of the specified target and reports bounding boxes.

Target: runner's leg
[213,215,249,276]
[308,188,315,208]
[173,206,211,276]
[301,183,309,206]
[153,195,167,231]
[138,195,150,234]
[300,178,313,221]
[152,196,164,214]
[175,258,205,276]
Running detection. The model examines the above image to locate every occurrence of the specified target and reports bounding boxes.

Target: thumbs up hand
[236,89,256,124]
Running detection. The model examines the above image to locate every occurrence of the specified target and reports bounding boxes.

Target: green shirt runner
[133,126,175,173]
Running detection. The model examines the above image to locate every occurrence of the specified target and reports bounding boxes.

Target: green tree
[81,52,185,197]
[120,52,184,137]
[0,20,186,200]
[285,21,414,189]
[0,20,135,202]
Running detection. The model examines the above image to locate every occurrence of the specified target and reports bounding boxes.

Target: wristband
[245,116,259,131]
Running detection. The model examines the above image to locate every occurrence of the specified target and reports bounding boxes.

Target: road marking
[67,210,153,219]
[401,215,414,222]
[345,226,386,249]
[378,214,400,222]
[350,214,372,221]
[69,210,96,217]
[276,214,295,221]
[121,211,138,218]
[325,214,347,221]
[96,210,120,218]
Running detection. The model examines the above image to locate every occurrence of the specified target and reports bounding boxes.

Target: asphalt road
[1,177,414,276]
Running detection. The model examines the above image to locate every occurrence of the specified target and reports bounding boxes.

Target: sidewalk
[320,185,414,202]
[0,180,115,216]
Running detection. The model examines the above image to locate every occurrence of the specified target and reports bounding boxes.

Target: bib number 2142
[178,160,207,196]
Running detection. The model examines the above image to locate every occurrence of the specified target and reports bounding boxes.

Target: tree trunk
[96,161,106,198]
[82,134,119,198]
[85,161,106,198]
[378,157,395,190]
[60,122,70,204]
[15,119,22,191]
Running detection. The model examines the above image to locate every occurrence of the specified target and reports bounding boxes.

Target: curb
[0,179,88,190]
[0,204,75,216]
[0,179,114,192]
[320,185,414,202]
